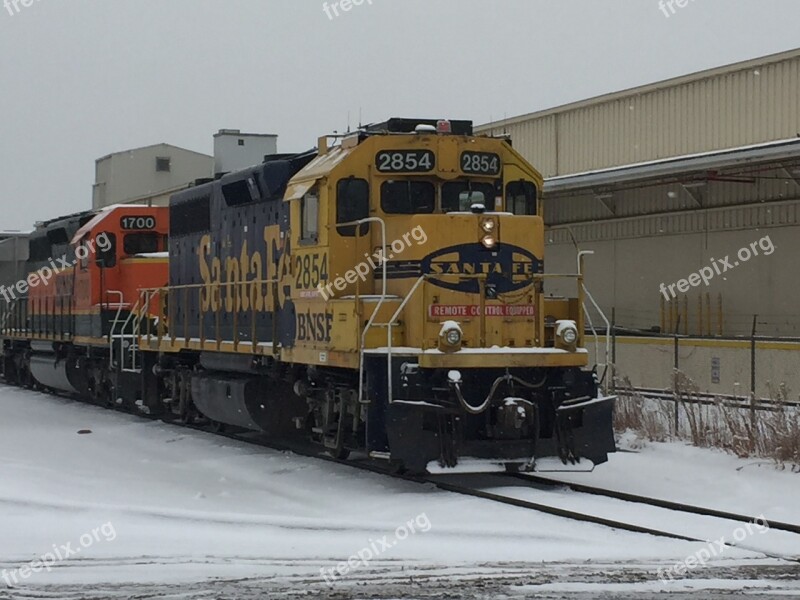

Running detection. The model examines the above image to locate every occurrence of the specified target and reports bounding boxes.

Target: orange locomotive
[2,205,169,402]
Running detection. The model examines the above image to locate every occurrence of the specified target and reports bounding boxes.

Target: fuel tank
[29,354,81,395]
[190,373,304,434]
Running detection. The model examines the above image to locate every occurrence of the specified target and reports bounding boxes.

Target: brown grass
[613,371,800,470]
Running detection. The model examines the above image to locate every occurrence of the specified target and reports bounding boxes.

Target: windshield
[381,180,436,214]
[506,180,538,215]
[442,181,498,212]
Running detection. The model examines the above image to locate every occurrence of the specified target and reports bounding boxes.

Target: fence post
[697,294,703,337]
[673,314,681,435]
[750,314,757,448]
[682,295,689,336]
[610,307,616,393]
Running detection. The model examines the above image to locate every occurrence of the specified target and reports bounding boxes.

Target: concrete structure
[213,130,278,176]
[92,144,213,209]
[478,48,800,338]
[0,232,30,292]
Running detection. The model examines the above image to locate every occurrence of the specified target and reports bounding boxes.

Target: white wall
[93,145,212,209]
[213,133,278,175]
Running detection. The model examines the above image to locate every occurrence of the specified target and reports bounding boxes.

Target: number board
[461,152,501,176]
[294,252,329,291]
[120,216,157,230]
[376,150,435,173]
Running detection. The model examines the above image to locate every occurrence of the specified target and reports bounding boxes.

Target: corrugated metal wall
[479,49,800,177]
[546,173,799,227]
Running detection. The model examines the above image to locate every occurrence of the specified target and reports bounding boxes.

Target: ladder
[108,293,147,374]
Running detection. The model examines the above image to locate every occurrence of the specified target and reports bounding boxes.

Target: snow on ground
[546,431,800,526]
[0,384,798,598]
[455,472,799,558]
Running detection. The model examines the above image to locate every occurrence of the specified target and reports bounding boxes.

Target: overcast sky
[1,0,799,230]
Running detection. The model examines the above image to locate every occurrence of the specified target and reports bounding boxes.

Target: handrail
[134,279,280,354]
[577,251,612,393]
[0,299,15,332]
[380,271,590,404]
[385,274,426,404]
[106,290,126,342]
[329,217,388,405]
[126,265,591,405]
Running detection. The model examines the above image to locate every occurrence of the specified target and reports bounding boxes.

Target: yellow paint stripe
[598,336,800,352]
[121,258,169,265]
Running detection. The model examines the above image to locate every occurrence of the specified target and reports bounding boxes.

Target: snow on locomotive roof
[71,205,159,245]
[134,252,169,259]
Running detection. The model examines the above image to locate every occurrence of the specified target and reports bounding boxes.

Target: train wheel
[208,421,227,434]
[326,447,351,460]
[387,459,407,475]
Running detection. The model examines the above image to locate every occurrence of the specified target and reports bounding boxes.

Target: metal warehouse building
[478,47,800,339]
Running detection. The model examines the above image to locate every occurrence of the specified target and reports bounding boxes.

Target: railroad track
[517,473,800,536]
[191,427,800,564]
[435,471,800,564]
[6,382,800,564]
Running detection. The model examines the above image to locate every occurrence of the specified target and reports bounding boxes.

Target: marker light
[437,119,452,134]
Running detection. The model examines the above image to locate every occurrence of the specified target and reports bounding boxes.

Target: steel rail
[514,473,800,536]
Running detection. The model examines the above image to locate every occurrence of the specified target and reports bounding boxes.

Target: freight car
[1,118,616,473]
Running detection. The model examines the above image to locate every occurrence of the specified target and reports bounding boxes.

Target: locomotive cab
[69,206,170,338]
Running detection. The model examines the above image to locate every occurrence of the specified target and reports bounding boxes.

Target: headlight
[446,328,462,346]
[555,320,579,348]
[481,235,497,249]
[439,322,463,352]
[481,218,496,233]
[562,328,577,344]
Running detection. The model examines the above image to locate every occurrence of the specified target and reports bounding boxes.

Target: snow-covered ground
[539,430,800,525]
[1,384,799,599]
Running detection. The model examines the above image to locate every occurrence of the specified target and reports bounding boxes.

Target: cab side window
[301,189,319,244]
[124,233,160,255]
[79,241,90,271]
[95,232,117,268]
[337,178,370,237]
[507,181,538,216]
